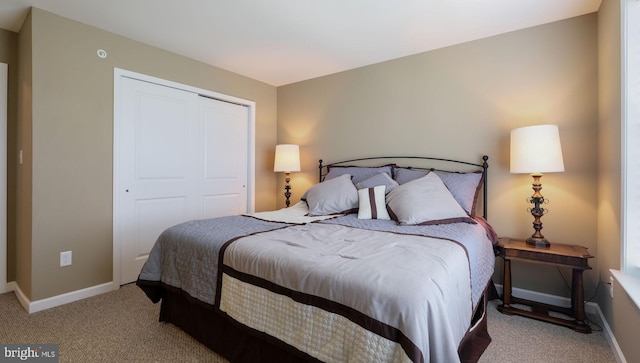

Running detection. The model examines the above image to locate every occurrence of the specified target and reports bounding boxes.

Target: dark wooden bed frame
[148,155,495,363]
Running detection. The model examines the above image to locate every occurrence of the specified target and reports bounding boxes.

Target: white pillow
[357,185,391,220]
[305,174,359,216]
[386,172,475,225]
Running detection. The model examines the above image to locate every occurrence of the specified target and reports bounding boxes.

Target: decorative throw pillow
[355,173,399,194]
[386,172,475,225]
[305,174,359,216]
[357,185,391,220]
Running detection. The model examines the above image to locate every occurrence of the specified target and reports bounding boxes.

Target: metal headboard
[318,155,489,219]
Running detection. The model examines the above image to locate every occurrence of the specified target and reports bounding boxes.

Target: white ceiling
[0,0,602,86]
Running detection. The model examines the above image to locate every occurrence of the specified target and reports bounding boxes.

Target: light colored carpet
[0,284,616,362]
[479,300,616,363]
[0,284,226,362]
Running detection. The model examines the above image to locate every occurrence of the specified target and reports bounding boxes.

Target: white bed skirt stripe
[220,273,412,363]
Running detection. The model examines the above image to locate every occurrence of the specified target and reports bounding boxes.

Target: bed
[137,155,498,363]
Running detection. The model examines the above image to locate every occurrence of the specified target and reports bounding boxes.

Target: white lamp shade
[510,125,565,174]
[274,144,301,172]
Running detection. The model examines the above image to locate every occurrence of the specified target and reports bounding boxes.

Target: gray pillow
[435,171,483,216]
[386,173,475,225]
[394,168,428,185]
[393,168,483,216]
[355,173,399,194]
[325,166,393,185]
[305,174,359,216]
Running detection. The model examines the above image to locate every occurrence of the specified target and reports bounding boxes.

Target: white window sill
[611,269,640,310]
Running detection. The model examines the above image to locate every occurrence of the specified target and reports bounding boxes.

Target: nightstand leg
[572,269,587,323]
[502,259,512,308]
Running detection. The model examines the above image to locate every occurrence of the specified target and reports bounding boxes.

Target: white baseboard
[12,281,117,314]
[592,303,628,363]
[494,283,626,363]
[494,283,600,314]
[5,280,16,293]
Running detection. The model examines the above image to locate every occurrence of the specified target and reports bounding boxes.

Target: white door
[115,76,249,284]
[201,97,248,218]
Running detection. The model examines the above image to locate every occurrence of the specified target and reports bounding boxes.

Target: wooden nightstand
[496,237,594,333]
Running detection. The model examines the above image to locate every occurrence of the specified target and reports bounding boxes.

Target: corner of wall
[15,8,33,300]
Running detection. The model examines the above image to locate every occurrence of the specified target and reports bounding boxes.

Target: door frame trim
[112,68,256,287]
[0,63,7,293]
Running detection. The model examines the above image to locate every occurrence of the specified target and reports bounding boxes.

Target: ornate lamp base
[526,173,551,248]
[526,236,550,248]
[283,172,292,207]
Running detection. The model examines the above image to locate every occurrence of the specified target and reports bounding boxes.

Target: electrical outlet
[609,275,614,298]
[60,251,72,267]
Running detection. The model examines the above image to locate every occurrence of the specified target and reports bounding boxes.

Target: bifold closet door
[115,76,248,284]
[200,96,248,219]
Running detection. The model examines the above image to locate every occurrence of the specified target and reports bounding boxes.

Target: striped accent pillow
[357,185,390,220]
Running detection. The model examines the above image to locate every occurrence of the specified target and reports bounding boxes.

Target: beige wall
[278,15,600,297]
[0,27,18,282]
[597,0,640,362]
[17,8,277,300]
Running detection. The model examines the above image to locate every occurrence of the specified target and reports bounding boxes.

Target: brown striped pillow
[357,185,390,220]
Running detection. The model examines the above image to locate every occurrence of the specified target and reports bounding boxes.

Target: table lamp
[274,144,301,207]
[510,125,565,247]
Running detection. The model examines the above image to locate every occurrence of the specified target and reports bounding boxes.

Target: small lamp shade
[510,124,565,174]
[274,144,301,173]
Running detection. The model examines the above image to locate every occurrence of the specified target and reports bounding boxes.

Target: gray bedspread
[318,214,496,309]
[137,215,293,305]
[137,211,496,363]
[220,223,475,362]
